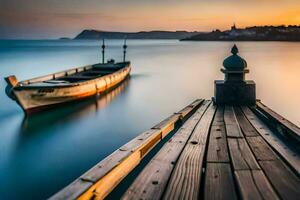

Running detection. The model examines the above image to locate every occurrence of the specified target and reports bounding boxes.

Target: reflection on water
[0,40,299,200]
[21,78,130,135]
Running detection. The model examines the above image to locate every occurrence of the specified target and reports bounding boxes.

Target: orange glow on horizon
[1,0,300,38]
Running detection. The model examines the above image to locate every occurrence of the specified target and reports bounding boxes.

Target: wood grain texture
[227,138,261,170]
[190,99,205,107]
[176,99,204,120]
[259,160,300,200]
[234,107,258,137]
[241,106,300,175]
[152,99,203,138]
[212,106,224,126]
[206,125,229,163]
[122,101,211,200]
[152,113,180,137]
[82,129,161,182]
[163,103,216,200]
[207,107,230,163]
[224,106,243,138]
[204,163,237,200]
[246,136,277,161]
[49,179,93,200]
[256,101,300,142]
[234,170,279,200]
[85,150,141,200]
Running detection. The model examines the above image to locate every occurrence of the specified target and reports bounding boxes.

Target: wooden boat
[5,61,131,114]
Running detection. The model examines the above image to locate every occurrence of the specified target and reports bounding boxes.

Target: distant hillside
[182,25,300,41]
[74,30,200,39]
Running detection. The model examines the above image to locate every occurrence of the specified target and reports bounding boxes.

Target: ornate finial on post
[102,39,105,64]
[223,44,247,71]
[231,44,238,55]
[123,38,127,62]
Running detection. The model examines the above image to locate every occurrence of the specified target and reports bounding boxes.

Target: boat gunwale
[14,62,131,90]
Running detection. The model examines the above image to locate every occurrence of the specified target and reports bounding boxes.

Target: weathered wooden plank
[163,103,216,200]
[175,105,193,118]
[234,170,279,200]
[207,107,230,163]
[207,125,229,163]
[81,150,141,200]
[225,124,244,138]
[224,106,236,124]
[51,100,203,200]
[259,160,300,200]
[82,129,161,183]
[234,106,276,161]
[79,112,195,199]
[256,101,300,142]
[246,136,277,161]
[234,107,258,137]
[212,106,224,126]
[236,108,300,199]
[204,163,237,200]
[152,99,204,137]
[241,106,300,175]
[176,99,203,120]
[151,113,181,137]
[63,129,161,200]
[224,106,243,138]
[230,106,280,199]
[227,138,261,170]
[50,179,93,200]
[190,99,204,107]
[122,101,211,200]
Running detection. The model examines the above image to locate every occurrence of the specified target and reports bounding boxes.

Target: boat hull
[11,64,131,114]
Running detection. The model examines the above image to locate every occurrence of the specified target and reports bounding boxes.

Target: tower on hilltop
[231,23,237,30]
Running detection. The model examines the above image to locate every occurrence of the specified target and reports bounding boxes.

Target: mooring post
[213,44,256,105]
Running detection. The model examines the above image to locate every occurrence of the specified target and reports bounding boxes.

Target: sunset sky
[1,0,300,39]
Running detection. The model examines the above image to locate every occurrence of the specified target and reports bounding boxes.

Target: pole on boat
[102,39,105,64]
[123,38,127,62]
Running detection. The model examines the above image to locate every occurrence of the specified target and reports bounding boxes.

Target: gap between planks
[225,106,279,200]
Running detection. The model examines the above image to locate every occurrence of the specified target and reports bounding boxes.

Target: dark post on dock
[213,44,256,105]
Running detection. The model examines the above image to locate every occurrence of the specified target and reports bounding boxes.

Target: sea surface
[0,39,299,199]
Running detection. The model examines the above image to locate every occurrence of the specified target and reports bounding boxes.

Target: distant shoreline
[73,30,201,40]
[182,25,300,41]
[181,39,300,42]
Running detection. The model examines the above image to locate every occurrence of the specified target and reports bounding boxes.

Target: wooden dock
[51,99,300,200]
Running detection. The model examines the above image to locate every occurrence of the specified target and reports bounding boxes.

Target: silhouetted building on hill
[182,25,300,41]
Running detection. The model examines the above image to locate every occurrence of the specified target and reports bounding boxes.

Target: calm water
[0,39,299,199]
